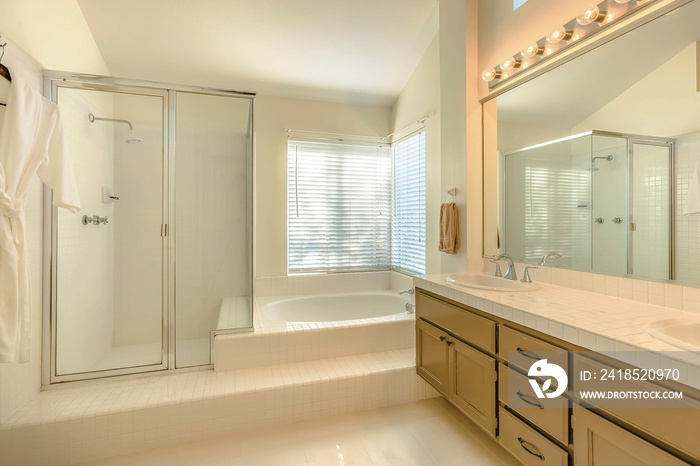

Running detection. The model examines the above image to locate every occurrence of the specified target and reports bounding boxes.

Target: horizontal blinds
[523,166,590,265]
[392,131,426,275]
[288,140,391,274]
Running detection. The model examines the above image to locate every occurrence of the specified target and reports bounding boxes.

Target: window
[287,140,391,274]
[392,131,426,275]
[513,0,529,10]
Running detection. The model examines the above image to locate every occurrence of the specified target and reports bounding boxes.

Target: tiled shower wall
[675,130,700,284]
[0,35,43,423]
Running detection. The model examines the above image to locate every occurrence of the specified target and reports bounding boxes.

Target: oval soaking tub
[256,291,410,327]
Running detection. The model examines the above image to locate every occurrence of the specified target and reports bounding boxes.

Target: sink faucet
[399,287,414,295]
[493,254,517,280]
[539,251,562,266]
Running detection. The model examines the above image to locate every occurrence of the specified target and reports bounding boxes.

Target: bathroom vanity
[414,277,700,465]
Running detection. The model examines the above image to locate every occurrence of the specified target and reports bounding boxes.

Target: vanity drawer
[499,363,569,444]
[499,407,569,466]
[416,292,495,353]
[499,326,567,373]
[573,354,700,459]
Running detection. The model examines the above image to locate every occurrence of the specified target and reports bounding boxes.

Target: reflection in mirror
[483,0,700,285]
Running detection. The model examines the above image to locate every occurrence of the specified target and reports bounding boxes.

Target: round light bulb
[481,67,502,81]
[521,42,545,59]
[500,57,521,71]
[546,26,573,44]
[577,5,605,25]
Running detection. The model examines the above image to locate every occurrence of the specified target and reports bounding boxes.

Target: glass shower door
[629,141,672,280]
[52,85,167,379]
[590,134,628,275]
[173,91,253,368]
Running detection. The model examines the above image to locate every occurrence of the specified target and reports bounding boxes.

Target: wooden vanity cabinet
[416,318,449,394]
[573,409,689,466]
[449,337,497,435]
[415,292,497,436]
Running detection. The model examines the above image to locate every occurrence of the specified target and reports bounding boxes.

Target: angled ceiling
[76,0,439,107]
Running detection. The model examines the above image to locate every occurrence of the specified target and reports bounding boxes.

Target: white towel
[683,162,700,215]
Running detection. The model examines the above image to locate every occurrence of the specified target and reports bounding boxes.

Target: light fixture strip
[483,0,659,89]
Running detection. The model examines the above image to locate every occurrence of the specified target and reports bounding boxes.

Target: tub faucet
[399,287,414,295]
[493,254,517,280]
[539,251,561,266]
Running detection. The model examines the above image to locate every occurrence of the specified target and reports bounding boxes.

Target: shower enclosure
[503,130,673,280]
[42,72,254,383]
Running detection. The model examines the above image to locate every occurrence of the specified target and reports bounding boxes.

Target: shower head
[89,113,142,144]
[125,130,143,144]
[587,155,613,171]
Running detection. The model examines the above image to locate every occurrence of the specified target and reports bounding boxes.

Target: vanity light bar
[482,0,657,89]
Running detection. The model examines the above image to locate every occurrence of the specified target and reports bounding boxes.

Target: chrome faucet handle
[521,266,538,284]
[489,259,503,278]
[504,264,517,280]
[493,254,517,280]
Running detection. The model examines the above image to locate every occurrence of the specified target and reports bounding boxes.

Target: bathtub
[256,290,411,328]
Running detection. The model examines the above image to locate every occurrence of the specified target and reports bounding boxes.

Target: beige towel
[439,202,460,254]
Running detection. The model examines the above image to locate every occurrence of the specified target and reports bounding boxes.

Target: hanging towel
[683,161,700,215]
[0,74,80,364]
[439,202,460,254]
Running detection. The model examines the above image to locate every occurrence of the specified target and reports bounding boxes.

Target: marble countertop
[414,274,700,389]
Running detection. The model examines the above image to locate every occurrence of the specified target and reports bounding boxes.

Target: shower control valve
[613,217,624,224]
[100,216,109,225]
[594,217,604,224]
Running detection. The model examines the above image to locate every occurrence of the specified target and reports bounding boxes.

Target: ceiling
[76,0,439,107]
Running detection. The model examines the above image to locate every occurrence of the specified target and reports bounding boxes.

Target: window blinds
[392,131,426,275]
[287,140,392,274]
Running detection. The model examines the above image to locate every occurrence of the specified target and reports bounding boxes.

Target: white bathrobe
[0,75,80,363]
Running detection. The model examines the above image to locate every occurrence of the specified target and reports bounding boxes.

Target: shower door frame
[626,137,676,280]
[42,71,256,385]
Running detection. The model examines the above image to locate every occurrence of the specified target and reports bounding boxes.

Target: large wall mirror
[483,0,700,285]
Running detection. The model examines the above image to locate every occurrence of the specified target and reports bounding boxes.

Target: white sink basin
[446,273,538,292]
[645,319,700,351]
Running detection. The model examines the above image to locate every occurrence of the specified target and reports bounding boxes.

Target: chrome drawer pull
[518,437,545,461]
[516,391,544,409]
[516,347,541,360]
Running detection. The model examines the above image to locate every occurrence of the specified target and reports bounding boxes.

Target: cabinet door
[448,338,497,436]
[573,409,689,466]
[416,319,449,395]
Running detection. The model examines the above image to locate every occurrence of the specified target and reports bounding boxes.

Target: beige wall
[391,34,441,274]
[254,95,392,277]
[0,0,109,75]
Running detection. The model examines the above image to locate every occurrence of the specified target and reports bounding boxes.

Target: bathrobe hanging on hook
[0,74,81,363]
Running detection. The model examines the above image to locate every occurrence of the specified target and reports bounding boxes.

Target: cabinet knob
[439,336,446,341]
[446,340,454,346]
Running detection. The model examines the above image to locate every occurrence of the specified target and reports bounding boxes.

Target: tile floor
[83,398,518,466]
